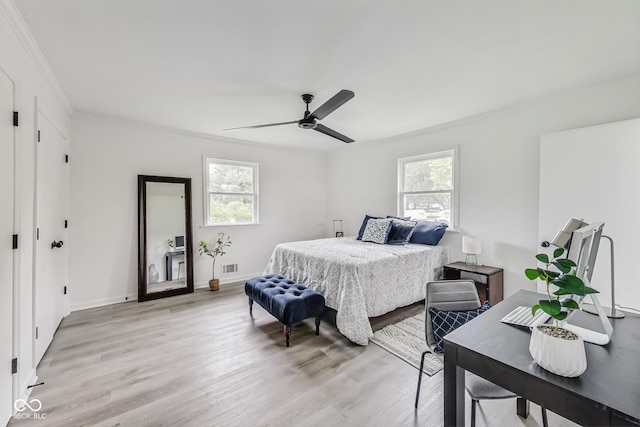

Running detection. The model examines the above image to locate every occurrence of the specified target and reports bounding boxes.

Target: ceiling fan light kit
[225,90,355,143]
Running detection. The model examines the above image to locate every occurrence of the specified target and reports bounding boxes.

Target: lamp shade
[462,236,482,254]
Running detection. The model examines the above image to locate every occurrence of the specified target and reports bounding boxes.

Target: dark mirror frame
[138,175,194,301]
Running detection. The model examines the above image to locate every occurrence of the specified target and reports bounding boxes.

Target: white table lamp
[462,236,482,267]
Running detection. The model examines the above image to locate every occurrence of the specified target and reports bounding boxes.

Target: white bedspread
[264,237,449,345]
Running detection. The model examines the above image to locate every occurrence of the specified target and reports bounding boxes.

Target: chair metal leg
[541,407,549,427]
[248,298,253,316]
[414,350,429,409]
[177,261,184,279]
[471,399,477,427]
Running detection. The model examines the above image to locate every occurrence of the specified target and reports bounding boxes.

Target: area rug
[370,313,443,376]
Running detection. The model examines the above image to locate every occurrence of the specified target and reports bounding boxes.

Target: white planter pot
[529,325,587,377]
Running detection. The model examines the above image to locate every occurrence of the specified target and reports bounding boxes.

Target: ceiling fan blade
[224,121,297,131]
[310,89,355,120]
[314,123,354,143]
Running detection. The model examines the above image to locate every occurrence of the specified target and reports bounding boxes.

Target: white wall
[539,118,640,311]
[327,74,640,300]
[0,0,72,409]
[69,114,328,309]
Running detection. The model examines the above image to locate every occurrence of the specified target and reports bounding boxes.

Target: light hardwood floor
[9,283,571,427]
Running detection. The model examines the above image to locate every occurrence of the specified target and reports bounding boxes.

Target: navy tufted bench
[245,274,326,347]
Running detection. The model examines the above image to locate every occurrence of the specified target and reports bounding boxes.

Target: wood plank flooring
[9,283,575,426]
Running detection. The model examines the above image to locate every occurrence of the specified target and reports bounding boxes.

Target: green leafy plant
[524,247,598,326]
[199,232,232,280]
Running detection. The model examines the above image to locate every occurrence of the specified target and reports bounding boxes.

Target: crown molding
[0,0,74,115]
[75,112,329,154]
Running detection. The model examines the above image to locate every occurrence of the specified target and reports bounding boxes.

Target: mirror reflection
[146,181,187,293]
[138,175,194,301]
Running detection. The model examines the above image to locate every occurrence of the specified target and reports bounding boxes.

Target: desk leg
[444,343,465,427]
[166,254,172,282]
[517,397,530,418]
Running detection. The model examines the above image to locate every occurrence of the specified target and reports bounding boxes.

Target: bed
[264,236,450,345]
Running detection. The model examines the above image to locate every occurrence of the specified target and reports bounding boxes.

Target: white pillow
[361,218,393,244]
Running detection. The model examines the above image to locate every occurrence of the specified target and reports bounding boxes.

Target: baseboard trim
[70,272,261,312]
[195,272,260,289]
[70,294,137,312]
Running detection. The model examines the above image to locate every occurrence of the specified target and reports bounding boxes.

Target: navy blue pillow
[409,221,448,245]
[387,219,417,245]
[429,301,491,353]
[357,215,381,240]
[386,215,411,221]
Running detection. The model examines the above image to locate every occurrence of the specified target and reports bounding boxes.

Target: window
[204,158,259,226]
[398,149,457,227]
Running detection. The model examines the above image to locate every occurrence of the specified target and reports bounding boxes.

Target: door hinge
[64,220,68,228]
[64,286,67,295]
[11,358,17,374]
[65,154,69,163]
[13,111,18,127]
[37,130,41,142]
[12,234,18,249]
[36,228,40,240]
[35,327,38,340]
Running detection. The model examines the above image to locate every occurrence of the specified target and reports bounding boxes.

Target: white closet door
[34,111,69,364]
[0,68,15,426]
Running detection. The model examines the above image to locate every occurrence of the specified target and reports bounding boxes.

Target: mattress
[264,236,449,345]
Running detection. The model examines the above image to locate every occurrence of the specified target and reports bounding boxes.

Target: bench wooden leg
[284,324,291,347]
[248,298,253,316]
[315,316,321,335]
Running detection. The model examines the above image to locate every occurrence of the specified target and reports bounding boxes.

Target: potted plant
[524,247,599,377]
[199,232,232,291]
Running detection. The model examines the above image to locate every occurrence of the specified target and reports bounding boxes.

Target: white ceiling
[14,0,640,151]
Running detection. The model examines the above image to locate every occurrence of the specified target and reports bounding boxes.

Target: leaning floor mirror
[138,175,194,301]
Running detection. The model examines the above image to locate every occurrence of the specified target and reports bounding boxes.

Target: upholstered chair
[415,280,548,427]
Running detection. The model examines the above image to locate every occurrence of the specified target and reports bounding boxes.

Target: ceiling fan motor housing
[298,116,317,129]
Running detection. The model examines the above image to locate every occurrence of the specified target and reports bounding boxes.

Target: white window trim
[397,148,459,230]
[203,157,259,226]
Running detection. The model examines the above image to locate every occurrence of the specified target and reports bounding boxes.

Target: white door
[34,111,69,364]
[0,68,15,426]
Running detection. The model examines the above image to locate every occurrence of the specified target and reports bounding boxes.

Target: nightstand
[442,262,504,306]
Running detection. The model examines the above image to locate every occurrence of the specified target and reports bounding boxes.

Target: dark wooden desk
[443,290,640,427]
[165,249,185,281]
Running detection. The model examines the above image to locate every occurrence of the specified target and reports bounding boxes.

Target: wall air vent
[222,264,238,274]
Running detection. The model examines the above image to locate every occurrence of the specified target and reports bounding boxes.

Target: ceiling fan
[224,89,355,143]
